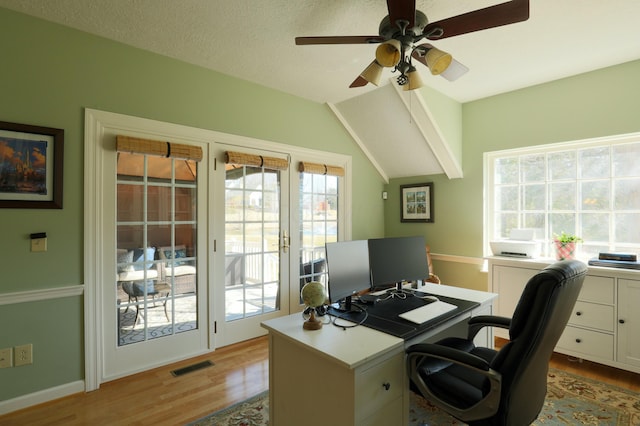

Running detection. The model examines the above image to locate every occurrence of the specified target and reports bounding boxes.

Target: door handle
[282,230,290,253]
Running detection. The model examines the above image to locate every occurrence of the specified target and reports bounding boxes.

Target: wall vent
[171,360,214,377]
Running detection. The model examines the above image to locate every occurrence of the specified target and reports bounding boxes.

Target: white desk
[261,283,497,426]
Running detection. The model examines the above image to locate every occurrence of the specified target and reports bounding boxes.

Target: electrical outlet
[0,347,12,368]
[14,344,33,366]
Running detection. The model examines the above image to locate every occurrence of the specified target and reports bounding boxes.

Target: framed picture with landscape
[400,182,433,223]
[0,120,64,209]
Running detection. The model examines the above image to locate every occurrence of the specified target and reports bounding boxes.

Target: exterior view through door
[222,150,288,345]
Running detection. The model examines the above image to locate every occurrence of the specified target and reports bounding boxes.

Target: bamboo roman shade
[116,135,203,161]
[298,161,345,177]
[225,150,289,170]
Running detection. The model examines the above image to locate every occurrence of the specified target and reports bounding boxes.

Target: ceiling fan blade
[386,0,416,29]
[349,75,369,88]
[295,36,384,45]
[424,0,529,40]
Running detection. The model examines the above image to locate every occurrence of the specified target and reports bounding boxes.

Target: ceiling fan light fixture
[425,47,453,75]
[375,39,402,67]
[404,65,424,91]
[360,60,384,86]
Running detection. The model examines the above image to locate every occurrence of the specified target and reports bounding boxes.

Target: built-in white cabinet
[556,275,615,362]
[618,279,640,368]
[488,257,640,374]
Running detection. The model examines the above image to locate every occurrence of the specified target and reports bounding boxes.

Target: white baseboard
[0,380,85,416]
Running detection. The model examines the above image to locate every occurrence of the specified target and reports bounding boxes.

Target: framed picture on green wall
[400,182,433,223]
[0,121,64,209]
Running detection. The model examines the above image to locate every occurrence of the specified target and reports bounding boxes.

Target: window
[485,134,640,259]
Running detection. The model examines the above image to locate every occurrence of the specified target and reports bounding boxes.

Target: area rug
[187,368,640,425]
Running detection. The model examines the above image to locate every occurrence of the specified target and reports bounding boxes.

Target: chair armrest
[406,342,503,422]
[407,343,502,423]
[468,315,511,340]
[406,343,491,372]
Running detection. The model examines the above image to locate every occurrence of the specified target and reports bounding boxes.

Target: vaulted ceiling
[2,0,639,180]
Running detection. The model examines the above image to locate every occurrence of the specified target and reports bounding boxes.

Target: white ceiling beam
[390,81,463,179]
[327,102,389,183]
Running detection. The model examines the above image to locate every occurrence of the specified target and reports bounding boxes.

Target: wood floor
[0,337,269,426]
[1,336,638,425]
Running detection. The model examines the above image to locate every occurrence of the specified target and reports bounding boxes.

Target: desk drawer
[568,301,614,332]
[356,353,403,417]
[361,396,403,426]
[557,326,614,360]
[580,276,614,304]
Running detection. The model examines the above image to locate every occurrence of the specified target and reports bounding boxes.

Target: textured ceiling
[2,0,640,104]
[3,0,640,180]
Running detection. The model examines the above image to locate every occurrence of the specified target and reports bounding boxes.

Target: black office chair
[406,260,587,426]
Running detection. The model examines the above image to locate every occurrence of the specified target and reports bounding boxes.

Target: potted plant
[553,231,583,260]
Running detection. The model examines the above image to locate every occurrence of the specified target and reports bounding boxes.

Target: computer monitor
[368,236,429,291]
[325,240,372,312]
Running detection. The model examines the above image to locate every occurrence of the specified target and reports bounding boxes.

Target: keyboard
[399,300,457,324]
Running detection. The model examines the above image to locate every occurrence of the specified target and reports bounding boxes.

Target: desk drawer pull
[575,338,582,343]
[382,382,391,391]
[575,311,582,316]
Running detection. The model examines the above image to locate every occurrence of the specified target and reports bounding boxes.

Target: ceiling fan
[295,0,530,90]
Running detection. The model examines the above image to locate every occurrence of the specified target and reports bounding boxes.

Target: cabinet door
[491,265,537,338]
[492,266,538,317]
[618,279,640,367]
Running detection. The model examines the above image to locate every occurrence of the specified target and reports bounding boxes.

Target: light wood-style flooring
[0,337,269,426]
[1,336,638,425]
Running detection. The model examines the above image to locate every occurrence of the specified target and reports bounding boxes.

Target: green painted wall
[386,59,640,291]
[3,2,640,406]
[0,7,385,402]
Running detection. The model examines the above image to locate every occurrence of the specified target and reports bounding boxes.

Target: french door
[86,109,351,387]
[214,146,290,346]
[86,109,210,384]
[104,145,209,381]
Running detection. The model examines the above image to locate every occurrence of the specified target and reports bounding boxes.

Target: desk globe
[301,281,325,330]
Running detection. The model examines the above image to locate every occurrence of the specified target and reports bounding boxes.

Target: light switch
[30,233,47,252]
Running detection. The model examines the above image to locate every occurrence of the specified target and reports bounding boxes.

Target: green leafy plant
[553,231,583,244]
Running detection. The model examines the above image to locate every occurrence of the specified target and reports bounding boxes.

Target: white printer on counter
[490,229,541,258]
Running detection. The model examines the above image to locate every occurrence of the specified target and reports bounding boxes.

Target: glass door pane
[225,165,280,321]
[116,153,198,346]
[298,172,338,300]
